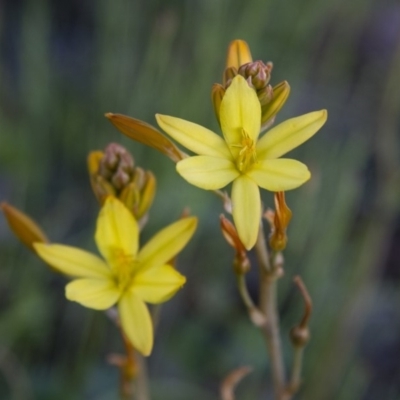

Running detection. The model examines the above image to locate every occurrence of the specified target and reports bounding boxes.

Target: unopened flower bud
[99,143,135,192]
[223,66,238,87]
[269,232,288,252]
[238,61,272,91]
[1,202,49,252]
[268,192,292,252]
[106,113,186,163]
[225,40,253,74]
[261,81,291,128]
[88,144,156,221]
[256,84,274,106]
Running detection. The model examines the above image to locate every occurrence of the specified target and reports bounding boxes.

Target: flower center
[110,248,137,291]
[231,129,258,172]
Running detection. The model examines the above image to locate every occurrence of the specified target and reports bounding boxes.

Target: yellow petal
[95,197,139,263]
[66,278,120,310]
[106,113,185,163]
[1,202,49,252]
[220,76,261,149]
[34,243,111,278]
[119,291,153,356]
[156,114,231,159]
[256,110,327,160]
[225,40,253,71]
[138,217,197,272]
[247,159,310,191]
[231,176,260,250]
[132,264,186,304]
[176,156,239,190]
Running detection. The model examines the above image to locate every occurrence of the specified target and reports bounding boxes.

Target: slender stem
[134,353,150,400]
[255,226,286,400]
[255,223,272,272]
[236,274,267,327]
[284,276,312,398]
[286,347,303,395]
[259,274,286,399]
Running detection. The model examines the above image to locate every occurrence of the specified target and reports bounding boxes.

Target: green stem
[286,347,304,395]
[255,226,286,400]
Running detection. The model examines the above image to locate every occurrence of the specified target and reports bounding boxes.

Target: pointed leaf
[225,40,253,72]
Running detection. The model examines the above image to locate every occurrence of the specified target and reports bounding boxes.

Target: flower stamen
[231,129,258,172]
[110,248,136,291]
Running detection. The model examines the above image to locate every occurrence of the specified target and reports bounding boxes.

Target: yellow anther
[231,129,257,172]
[110,248,136,291]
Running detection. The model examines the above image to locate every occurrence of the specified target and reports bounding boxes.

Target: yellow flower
[156,75,327,250]
[34,197,197,356]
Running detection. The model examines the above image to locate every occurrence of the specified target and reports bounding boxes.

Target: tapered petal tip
[318,109,328,123]
[239,228,258,250]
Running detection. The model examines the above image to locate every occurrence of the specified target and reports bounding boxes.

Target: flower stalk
[255,225,286,400]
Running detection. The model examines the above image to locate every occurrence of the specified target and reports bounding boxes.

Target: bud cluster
[223,61,274,107]
[212,41,290,127]
[98,143,135,193]
[88,143,156,220]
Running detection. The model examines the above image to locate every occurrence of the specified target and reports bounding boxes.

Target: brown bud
[223,66,238,87]
[99,143,135,192]
[256,84,274,106]
[106,113,186,163]
[1,202,49,252]
[238,60,273,91]
[88,144,156,220]
[269,192,292,252]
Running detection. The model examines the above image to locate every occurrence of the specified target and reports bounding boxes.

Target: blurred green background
[1,0,400,399]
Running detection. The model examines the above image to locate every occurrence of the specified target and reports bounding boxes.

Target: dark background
[1,0,400,399]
